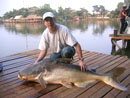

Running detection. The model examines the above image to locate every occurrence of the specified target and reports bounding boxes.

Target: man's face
[44,17,55,29]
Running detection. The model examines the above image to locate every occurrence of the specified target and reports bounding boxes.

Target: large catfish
[18,59,127,91]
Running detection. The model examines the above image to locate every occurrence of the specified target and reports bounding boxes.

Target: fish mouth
[18,72,22,79]
[18,72,36,81]
[18,72,26,80]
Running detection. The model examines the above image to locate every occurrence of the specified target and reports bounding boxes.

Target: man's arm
[122,12,128,17]
[34,50,47,64]
[75,43,82,58]
[74,43,87,71]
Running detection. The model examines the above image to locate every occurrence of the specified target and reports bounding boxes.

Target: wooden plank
[112,40,121,49]
[109,34,130,40]
[15,49,40,55]
[0,59,35,77]
[88,55,120,68]
[97,56,128,73]
[15,84,61,98]
[0,49,40,63]
[61,83,99,98]
[40,86,68,98]
[0,54,27,63]
[83,53,109,65]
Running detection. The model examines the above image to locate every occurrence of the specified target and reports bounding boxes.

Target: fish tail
[102,67,127,91]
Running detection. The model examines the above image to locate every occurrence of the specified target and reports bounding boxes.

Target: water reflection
[3,23,45,35]
[2,20,129,58]
[3,20,120,35]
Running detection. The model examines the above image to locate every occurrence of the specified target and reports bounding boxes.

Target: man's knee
[61,46,75,58]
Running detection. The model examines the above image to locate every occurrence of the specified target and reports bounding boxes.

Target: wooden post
[126,40,130,48]
[111,39,121,49]
[111,39,116,49]
[122,40,126,48]
[111,39,116,55]
[114,29,118,36]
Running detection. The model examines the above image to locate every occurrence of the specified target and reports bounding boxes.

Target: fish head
[18,62,46,81]
[18,67,38,81]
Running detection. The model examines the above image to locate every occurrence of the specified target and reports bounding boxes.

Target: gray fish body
[18,59,127,91]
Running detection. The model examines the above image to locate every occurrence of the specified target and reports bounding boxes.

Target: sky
[0,0,124,17]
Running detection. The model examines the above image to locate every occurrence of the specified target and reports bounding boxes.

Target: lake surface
[0,20,130,58]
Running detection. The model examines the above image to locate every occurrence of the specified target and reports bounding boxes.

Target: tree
[35,4,56,16]
[124,0,130,5]
[92,5,107,17]
[57,7,65,21]
[93,5,100,14]
[63,8,74,20]
[109,2,123,18]
[99,5,106,17]
[79,8,88,19]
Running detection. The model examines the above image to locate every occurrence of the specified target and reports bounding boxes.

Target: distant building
[13,15,26,23]
[14,15,23,19]
[26,14,42,23]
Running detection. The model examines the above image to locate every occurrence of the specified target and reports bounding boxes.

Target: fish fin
[61,82,74,88]
[104,67,126,82]
[36,73,47,88]
[102,67,127,91]
[112,67,126,80]
[74,80,96,88]
[103,77,127,91]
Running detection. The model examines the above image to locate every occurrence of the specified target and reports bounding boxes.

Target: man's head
[43,12,56,33]
[43,12,55,21]
[123,4,127,8]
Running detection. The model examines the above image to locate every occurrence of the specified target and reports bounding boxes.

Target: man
[35,12,87,71]
[120,4,128,34]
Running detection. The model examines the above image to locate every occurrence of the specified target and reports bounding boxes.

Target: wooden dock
[109,33,130,49]
[0,49,130,98]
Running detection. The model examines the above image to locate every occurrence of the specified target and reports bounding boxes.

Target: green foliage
[2,2,126,19]
[109,2,124,18]
[3,8,30,19]
[34,4,55,16]
[92,5,108,17]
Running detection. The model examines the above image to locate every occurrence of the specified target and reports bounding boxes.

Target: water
[0,20,130,58]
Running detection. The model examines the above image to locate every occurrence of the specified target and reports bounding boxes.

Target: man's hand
[25,63,34,67]
[79,60,87,71]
